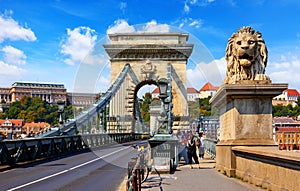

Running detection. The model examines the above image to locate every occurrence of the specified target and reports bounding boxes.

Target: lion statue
[223,26,271,84]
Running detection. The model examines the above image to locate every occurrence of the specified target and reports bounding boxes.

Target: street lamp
[197,114,204,133]
[116,115,120,133]
[158,78,168,99]
[156,78,169,134]
[148,78,178,173]
[57,100,65,125]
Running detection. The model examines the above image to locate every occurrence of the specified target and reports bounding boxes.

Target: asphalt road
[0,140,147,191]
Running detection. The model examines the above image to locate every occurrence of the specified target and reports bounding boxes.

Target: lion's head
[224,26,270,84]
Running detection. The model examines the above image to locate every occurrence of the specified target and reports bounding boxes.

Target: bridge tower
[104,33,193,133]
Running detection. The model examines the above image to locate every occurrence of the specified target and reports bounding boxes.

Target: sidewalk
[139,154,263,191]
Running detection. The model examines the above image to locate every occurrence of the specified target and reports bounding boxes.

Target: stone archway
[104,33,193,133]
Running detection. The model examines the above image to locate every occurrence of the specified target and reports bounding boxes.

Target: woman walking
[198,132,205,159]
[186,133,200,169]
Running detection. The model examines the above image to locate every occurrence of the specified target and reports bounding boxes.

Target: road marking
[7,146,131,191]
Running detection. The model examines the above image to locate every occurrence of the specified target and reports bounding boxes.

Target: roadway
[0,140,148,191]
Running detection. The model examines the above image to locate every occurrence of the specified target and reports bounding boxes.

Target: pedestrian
[197,132,205,159]
[186,133,200,169]
[176,130,188,164]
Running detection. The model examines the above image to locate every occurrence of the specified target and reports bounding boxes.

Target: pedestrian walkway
[140,154,263,191]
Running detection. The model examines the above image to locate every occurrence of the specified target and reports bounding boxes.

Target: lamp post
[197,114,204,133]
[116,115,120,133]
[158,78,168,99]
[57,100,65,134]
[148,78,178,173]
[157,78,169,134]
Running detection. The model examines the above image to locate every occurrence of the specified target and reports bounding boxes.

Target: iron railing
[203,138,217,159]
[0,133,142,167]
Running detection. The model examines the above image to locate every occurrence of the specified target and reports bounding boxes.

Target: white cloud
[189,20,201,28]
[186,54,300,91]
[190,0,198,4]
[83,53,109,66]
[185,53,300,91]
[187,57,226,89]
[178,18,203,29]
[200,0,215,5]
[0,60,26,75]
[268,56,300,90]
[184,2,190,13]
[184,0,215,12]
[60,26,97,65]
[119,2,127,13]
[0,13,36,43]
[138,20,170,33]
[96,76,110,92]
[2,45,26,65]
[107,19,170,34]
[107,19,135,34]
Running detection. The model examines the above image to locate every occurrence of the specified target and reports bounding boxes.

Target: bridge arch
[104,33,194,133]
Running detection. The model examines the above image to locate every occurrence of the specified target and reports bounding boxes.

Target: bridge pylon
[104,33,194,133]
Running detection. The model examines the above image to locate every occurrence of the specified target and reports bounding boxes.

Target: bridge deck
[119,153,263,191]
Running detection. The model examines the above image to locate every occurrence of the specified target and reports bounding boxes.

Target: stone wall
[232,146,300,191]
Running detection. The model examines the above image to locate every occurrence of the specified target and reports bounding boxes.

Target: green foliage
[188,97,212,119]
[272,104,300,117]
[0,96,73,126]
[140,92,153,123]
[8,106,21,119]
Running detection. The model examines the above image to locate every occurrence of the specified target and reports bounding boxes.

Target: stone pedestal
[148,134,178,173]
[210,81,288,176]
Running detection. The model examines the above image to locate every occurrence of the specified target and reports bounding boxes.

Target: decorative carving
[224,26,270,84]
[141,59,157,80]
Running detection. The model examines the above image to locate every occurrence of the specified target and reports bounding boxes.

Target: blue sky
[0,0,300,94]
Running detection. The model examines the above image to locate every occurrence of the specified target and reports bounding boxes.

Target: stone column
[210,81,287,176]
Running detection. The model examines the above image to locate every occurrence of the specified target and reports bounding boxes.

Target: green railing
[203,138,218,159]
[0,133,142,168]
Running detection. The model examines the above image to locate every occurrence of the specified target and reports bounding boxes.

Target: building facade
[276,127,300,150]
[0,119,24,139]
[0,82,67,104]
[66,92,97,108]
[23,122,51,136]
[10,81,67,103]
[0,88,10,103]
[187,87,200,101]
[273,116,300,150]
[190,117,219,140]
[273,89,300,107]
[152,87,200,101]
[199,82,219,99]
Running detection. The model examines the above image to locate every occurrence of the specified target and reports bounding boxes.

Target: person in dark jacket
[187,133,200,169]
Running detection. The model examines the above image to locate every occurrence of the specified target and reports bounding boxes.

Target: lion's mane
[224,26,270,84]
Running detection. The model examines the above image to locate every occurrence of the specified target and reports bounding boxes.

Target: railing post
[133,169,138,191]
[137,169,141,191]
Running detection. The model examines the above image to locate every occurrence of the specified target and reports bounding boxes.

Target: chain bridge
[44,33,194,137]
[1,31,299,191]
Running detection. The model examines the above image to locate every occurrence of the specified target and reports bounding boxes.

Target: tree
[25,110,37,122]
[188,97,212,120]
[18,110,27,119]
[140,92,152,123]
[272,104,300,117]
[0,96,73,126]
[7,106,21,119]
[20,96,32,110]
